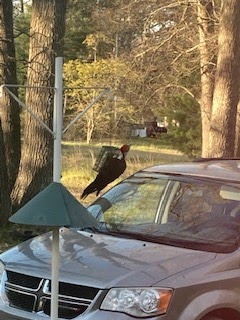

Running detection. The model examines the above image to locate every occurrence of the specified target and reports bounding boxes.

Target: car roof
[141,158,240,183]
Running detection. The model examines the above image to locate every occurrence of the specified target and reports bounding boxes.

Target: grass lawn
[61,137,189,205]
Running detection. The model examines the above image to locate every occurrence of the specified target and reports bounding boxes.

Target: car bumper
[0,306,163,320]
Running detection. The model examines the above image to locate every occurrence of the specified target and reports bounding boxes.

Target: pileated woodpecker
[81,144,130,199]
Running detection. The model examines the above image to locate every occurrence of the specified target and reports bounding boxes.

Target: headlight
[101,287,173,317]
[0,260,8,303]
[0,261,5,285]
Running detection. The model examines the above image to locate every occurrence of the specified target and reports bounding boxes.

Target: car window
[89,177,168,225]
[87,173,240,253]
[167,182,232,220]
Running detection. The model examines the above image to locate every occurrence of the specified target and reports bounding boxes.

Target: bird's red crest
[120,144,130,153]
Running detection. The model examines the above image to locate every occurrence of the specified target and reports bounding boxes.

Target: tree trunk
[209,0,240,157]
[0,119,11,223]
[235,101,240,156]
[197,0,216,157]
[86,109,94,144]
[0,0,21,191]
[11,0,66,211]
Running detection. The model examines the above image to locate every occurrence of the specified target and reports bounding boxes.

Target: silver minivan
[1,158,240,320]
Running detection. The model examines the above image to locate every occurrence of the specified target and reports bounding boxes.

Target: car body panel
[144,160,240,183]
[1,228,216,288]
[1,159,240,319]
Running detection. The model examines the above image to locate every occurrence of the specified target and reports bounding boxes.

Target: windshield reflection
[87,173,240,253]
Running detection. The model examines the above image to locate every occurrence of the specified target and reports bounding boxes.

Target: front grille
[4,270,99,319]
[58,282,98,300]
[7,271,42,290]
[6,289,36,311]
[43,298,89,319]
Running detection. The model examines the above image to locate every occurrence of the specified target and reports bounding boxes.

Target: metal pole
[51,56,63,320]
[1,86,54,136]
[1,56,110,320]
[62,88,111,134]
[51,227,60,320]
[53,57,63,183]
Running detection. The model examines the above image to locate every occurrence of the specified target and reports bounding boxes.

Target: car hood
[1,228,216,289]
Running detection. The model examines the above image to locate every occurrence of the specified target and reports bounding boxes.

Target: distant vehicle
[131,121,168,138]
[144,121,168,137]
[2,158,240,319]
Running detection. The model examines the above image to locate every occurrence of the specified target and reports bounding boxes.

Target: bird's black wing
[97,156,126,183]
[81,154,127,199]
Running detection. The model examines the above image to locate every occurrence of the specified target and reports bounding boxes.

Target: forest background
[1,0,240,228]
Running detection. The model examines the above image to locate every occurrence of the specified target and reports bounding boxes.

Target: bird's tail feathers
[81,182,98,199]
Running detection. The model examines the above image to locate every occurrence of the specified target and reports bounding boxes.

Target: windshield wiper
[95,228,238,253]
[79,222,112,234]
[79,226,103,233]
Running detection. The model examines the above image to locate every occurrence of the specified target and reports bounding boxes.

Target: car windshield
[87,172,240,253]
